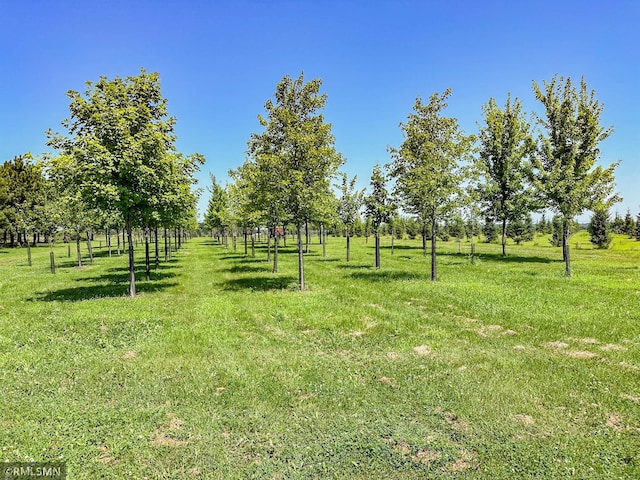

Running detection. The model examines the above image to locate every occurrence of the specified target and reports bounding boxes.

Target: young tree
[203,175,229,243]
[623,210,635,238]
[532,75,620,276]
[588,207,612,248]
[0,155,45,261]
[635,211,640,241]
[248,73,343,290]
[476,95,535,256]
[48,68,178,296]
[388,89,474,281]
[506,214,535,245]
[482,217,498,242]
[364,164,394,269]
[336,172,364,262]
[611,212,624,234]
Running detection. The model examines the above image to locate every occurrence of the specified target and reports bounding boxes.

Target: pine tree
[623,210,635,237]
[587,208,612,248]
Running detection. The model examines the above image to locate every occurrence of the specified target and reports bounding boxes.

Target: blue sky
[1,0,638,221]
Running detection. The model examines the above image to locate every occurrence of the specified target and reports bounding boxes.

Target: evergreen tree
[506,214,535,244]
[623,210,635,237]
[611,212,624,234]
[587,208,612,248]
[482,217,498,242]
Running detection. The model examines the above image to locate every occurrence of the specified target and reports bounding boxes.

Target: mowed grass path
[1,234,639,478]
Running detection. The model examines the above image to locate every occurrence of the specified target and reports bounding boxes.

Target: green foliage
[364,165,394,231]
[506,214,535,245]
[204,174,228,234]
[336,173,364,235]
[482,218,498,242]
[388,89,474,280]
[622,210,635,237]
[588,208,612,248]
[611,213,624,234]
[636,212,640,240]
[532,75,620,275]
[476,95,535,254]
[0,154,45,242]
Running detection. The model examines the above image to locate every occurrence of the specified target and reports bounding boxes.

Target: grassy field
[1,232,639,478]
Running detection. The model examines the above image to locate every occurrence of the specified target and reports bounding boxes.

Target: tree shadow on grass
[224,275,297,292]
[468,252,558,264]
[30,280,179,302]
[227,264,271,274]
[349,270,425,282]
[76,270,179,283]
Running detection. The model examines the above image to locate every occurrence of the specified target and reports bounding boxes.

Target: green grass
[1,233,639,478]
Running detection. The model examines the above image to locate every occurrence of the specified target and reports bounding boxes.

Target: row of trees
[1,69,203,296]
[206,73,620,287]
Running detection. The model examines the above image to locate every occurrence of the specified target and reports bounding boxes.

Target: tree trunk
[244,229,248,255]
[267,230,271,263]
[375,231,380,269]
[126,217,136,297]
[501,219,507,256]
[322,224,326,258]
[297,224,305,291]
[86,230,94,264]
[305,220,310,253]
[422,228,427,257]
[251,232,255,258]
[117,231,121,255]
[9,230,14,248]
[431,217,437,282]
[346,231,351,262]
[155,226,160,270]
[25,229,32,267]
[107,229,112,257]
[563,219,571,277]
[391,228,395,255]
[76,231,82,267]
[273,233,278,273]
[49,240,56,274]
[144,227,150,281]
[470,241,476,265]
[164,228,169,261]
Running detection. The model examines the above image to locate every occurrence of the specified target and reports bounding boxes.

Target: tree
[48,68,178,296]
[506,214,535,245]
[388,89,474,281]
[623,210,635,237]
[204,175,229,243]
[248,73,343,290]
[482,217,498,242]
[532,75,620,276]
[635,211,640,241]
[476,95,535,256]
[0,155,45,260]
[588,207,612,248]
[611,212,624,234]
[364,164,394,269]
[336,173,364,262]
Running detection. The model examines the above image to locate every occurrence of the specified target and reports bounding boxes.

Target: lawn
[1,233,639,478]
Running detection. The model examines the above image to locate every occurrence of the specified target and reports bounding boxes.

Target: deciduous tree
[532,75,620,276]
[388,89,474,281]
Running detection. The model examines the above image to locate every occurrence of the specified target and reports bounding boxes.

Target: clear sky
[1,0,638,221]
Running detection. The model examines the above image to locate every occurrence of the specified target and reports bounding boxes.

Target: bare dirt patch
[579,338,599,345]
[413,345,431,356]
[566,350,599,360]
[97,445,114,464]
[122,350,137,359]
[385,351,402,360]
[413,449,442,465]
[621,394,640,403]
[546,341,569,350]
[153,414,188,447]
[600,344,627,352]
[348,330,365,338]
[379,376,396,386]
[513,345,526,351]
[514,414,535,426]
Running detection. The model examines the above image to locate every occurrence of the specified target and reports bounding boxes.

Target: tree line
[0,69,203,296]
[205,73,624,288]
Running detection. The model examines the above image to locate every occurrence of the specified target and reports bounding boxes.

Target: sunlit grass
[1,233,639,478]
